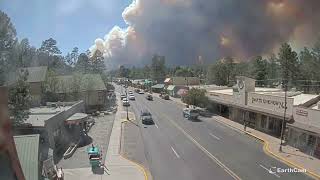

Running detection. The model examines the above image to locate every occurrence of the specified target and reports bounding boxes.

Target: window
[98,91,104,102]
[268,118,275,130]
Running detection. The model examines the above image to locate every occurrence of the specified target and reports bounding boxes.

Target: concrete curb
[120,119,150,180]
[212,117,320,180]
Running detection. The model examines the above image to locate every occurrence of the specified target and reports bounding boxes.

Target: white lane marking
[171,146,180,158]
[209,133,221,140]
[259,164,280,178]
[155,123,159,128]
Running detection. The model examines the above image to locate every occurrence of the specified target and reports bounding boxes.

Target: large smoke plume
[89,0,320,68]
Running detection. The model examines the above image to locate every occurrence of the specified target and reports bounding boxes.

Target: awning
[152,84,165,89]
[287,122,320,135]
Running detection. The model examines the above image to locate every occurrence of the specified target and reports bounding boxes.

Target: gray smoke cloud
[89,0,320,68]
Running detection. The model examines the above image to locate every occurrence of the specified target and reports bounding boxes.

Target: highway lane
[116,85,233,180]
[131,94,235,180]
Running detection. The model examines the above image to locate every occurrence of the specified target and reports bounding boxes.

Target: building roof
[14,134,40,180]
[6,66,48,85]
[152,84,165,89]
[55,74,106,93]
[164,78,171,83]
[167,85,176,91]
[209,88,233,95]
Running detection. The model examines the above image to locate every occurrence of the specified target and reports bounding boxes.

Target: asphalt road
[116,85,313,180]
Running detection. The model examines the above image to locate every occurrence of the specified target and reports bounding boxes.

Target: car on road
[146,94,153,100]
[183,107,199,120]
[129,95,135,100]
[120,94,126,100]
[138,90,144,94]
[140,110,153,124]
[122,98,130,106]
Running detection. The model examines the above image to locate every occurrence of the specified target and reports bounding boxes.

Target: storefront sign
[248,93,293,114]
[251,97,286,109]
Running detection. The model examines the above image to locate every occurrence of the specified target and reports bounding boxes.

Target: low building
[151,84,165,93]
[207,76,320,159]
[164,77,200,86]
[6,66,48,106]
[55,74,107,112]
[14,134,40,180]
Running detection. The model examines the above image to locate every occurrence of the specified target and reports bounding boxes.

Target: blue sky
[0,0,131,55]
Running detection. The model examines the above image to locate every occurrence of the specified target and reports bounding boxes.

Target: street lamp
[125,79,129,120]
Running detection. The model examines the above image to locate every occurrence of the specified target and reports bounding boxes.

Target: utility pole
[279,58,289,152]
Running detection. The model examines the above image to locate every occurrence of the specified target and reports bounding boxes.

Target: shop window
[261,115,267,129]
[268,118,276,131]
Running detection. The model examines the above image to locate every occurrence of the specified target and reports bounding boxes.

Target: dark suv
[140,110,153,124]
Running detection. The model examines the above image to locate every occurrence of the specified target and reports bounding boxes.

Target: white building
[207,76,320,159]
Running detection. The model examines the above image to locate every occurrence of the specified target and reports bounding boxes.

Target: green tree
[8,69,31,125]
[118,65,130,78]
[278,43,299,87]
[90,50,105,74]
[39,38,61,55]
[225,57,235,85]
[182,88,208,108]
[207,61,228,86]
[252,56,268,86]
[151,54,166,83]
[174,67,194,77]
[75,53,91,73]
[0,10,17,85]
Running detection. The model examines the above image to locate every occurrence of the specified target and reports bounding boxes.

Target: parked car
[134,88,140,93]
[120,94,126,100]
[162,94,170,100]
[146,94,153,101]
[138,90,144,94]
[182,107,199,120]
[140,109,153,124]
[129,95,135,100]
[122,98,130,106]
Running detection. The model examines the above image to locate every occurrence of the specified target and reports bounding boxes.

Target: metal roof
[6,66,48,85]
[14,134,40,180]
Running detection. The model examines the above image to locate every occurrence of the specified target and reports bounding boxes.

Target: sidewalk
[155,93,320,179]
[211,115,320,180]
[63,95,146,180]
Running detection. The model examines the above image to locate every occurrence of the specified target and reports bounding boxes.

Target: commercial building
[207,76,320,159]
